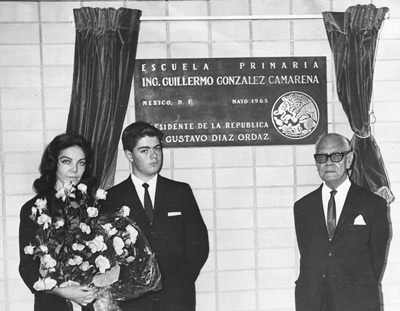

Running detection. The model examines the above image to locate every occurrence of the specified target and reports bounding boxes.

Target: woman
[19,133,97,311]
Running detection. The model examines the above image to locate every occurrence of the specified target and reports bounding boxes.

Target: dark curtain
[66,7,141,190]
[322,4,395,204]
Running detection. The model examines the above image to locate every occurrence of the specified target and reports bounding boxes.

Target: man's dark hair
[33,133,95,194]
[122,121,163,151]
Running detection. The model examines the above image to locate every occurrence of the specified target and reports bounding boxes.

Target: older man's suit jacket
[294,182,389,311]
[101,175,209,311]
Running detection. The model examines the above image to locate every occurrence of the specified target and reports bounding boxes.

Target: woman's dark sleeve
[19,196,40,293]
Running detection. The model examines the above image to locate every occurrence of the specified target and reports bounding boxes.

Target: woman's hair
[33,133,95,194]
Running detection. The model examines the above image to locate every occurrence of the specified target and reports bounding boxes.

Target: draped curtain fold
[66,7,141,190]
[322,4,395,204]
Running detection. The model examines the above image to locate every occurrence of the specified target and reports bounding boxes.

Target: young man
[102,121,209,311]
[294,133,389,311]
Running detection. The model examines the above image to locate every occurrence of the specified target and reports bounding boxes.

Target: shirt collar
[322,176,351,194]
[322,176,351,206]
[130,173,158,189]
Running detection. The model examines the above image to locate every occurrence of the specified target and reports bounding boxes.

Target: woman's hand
[51,284,97,306]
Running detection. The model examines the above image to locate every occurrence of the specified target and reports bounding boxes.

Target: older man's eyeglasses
[313,151,352,164]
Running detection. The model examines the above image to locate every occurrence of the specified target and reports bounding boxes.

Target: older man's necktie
[142,183,153,224]
[327,190,337,241]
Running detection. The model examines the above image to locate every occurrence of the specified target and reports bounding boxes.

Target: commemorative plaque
[134,57,327,147]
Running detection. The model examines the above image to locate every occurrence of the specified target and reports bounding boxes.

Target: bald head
[315,133,351,153]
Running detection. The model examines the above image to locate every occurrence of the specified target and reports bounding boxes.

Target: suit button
[322,274,326,278]
[328,252,332,256]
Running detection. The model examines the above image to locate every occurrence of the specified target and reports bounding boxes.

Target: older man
[294,133,389,311]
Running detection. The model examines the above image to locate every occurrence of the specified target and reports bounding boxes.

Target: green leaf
[55,244,62,255]
[69,217,80,230]
[70,201,80,209]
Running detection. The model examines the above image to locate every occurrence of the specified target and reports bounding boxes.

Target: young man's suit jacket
[101,175,209,311]
[294,182,389,311]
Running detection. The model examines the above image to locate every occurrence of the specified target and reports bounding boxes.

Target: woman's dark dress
[19,189,93,311]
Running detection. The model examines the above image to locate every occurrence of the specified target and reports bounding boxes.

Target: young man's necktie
[142,183,153,224]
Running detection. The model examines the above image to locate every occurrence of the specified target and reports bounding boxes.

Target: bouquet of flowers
[24,182,161,310]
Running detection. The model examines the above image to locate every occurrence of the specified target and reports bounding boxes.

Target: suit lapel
[124,177,152,229]
[306,185,331,242]
[334,184,363,235]
[153,175,166,220]
[314,185,331,241]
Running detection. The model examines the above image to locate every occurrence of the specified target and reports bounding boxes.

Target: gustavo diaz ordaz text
[156,121,270,144]
[164,133,270,144]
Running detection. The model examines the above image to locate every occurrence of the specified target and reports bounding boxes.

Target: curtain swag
[67,7,142,190]
[322,4,395,204]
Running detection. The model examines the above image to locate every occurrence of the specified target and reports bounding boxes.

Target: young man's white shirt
[131,173,158,209]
